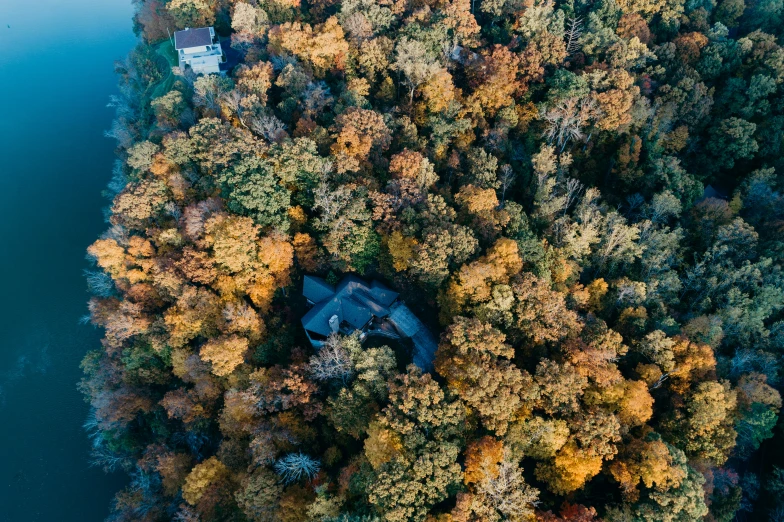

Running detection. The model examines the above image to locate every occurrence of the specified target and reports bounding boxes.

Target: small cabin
[174,27,224,75]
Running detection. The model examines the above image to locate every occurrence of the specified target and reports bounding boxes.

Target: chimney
[328,315,340,333]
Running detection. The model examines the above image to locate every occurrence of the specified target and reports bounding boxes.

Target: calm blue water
[0,1,136,520]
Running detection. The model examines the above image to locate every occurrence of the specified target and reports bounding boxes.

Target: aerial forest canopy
[82,0,784,519]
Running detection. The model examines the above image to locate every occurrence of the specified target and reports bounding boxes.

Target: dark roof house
[301,275,436,371]
[174,27,214,50]
[301,275,399,339]
[699,184,729,202]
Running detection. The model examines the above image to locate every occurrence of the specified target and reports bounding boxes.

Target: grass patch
[148,40,177,101]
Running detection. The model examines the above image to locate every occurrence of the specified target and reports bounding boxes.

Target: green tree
[706,118,759,170]
[218,156,291,230]
[367,368,465,522]
[436,317,537,435]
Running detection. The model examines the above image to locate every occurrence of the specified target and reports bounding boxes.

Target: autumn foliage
[84,0,784,519]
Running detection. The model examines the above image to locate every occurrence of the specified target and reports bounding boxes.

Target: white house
[174,27,224,75]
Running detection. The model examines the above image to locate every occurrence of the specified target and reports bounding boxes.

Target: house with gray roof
[301,275,437,371]
[174,27,225,75]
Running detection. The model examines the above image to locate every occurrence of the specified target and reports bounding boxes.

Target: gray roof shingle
[411,328,437,372]
[342,297,373,329]
[352,289,390,317]
[174,27,213,50]
[303,275,335,303]
[302,298,342,337]
[369,280,399,306]
[302,275,397,338]
[388,303,437,371]
[388,304,422,337]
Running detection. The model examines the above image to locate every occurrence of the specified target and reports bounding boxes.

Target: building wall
[179,49,223,75]
[182,45,209,55]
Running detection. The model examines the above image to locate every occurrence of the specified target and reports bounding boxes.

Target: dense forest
[81,0,784,519]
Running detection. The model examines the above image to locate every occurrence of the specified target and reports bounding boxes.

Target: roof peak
[302,274,398,337]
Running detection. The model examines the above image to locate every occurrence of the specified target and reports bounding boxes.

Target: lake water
[0,1,136,520]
